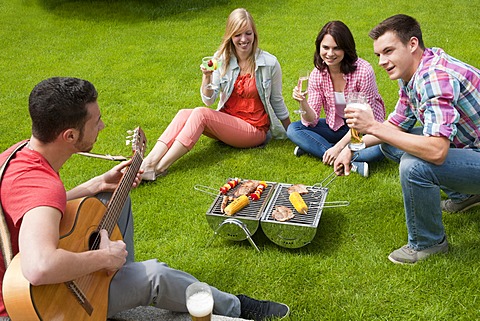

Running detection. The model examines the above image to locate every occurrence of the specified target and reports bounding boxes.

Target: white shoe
[351,162,369,178]
[293,146,306,157]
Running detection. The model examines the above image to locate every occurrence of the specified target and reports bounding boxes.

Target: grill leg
[207,218,260,252]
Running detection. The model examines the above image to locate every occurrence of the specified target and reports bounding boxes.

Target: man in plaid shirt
[334,14,480,264]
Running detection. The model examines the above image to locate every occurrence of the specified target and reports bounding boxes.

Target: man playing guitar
[0,77,289,321]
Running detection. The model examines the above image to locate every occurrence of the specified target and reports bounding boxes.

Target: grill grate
[259,183,328,248]
[205,180,277,243]
[207,180,276,219]
[261,184,328,226]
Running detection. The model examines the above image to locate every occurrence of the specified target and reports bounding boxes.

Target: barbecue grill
[202,180,276,246]
[197,176,348,250]
[261,183,328,248]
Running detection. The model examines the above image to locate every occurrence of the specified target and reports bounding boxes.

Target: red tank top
[222,74,270,132]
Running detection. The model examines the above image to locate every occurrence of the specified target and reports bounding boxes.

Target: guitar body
[3,197,122,321]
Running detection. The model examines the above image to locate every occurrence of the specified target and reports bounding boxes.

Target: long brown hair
[314,21,358,75]
[217,8,259,76]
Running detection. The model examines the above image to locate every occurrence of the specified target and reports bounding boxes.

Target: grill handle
[193,184,219,196]
[314,154,360,189]
[310,200,350,208]
[313,171,338,189]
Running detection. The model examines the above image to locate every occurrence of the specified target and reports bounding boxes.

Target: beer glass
[346,92,367,151]
[186,282,214,321]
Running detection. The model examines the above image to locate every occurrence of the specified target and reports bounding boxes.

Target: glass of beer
[186,282,214,321]
[346,92,368,151]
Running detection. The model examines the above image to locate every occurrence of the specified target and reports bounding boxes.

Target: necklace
[26,141,35,151]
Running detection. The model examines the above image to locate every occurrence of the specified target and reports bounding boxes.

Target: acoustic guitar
[3,127,146,321]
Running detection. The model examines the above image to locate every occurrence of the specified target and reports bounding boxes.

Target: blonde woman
[141,8,291,181]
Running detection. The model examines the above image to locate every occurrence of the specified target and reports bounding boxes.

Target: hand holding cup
[345,92,368,151]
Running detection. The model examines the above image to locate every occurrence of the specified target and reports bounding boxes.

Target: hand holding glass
[186,282,214,321]
[294,71,310,115]
[346,92,367,151]
[202,56,222,90]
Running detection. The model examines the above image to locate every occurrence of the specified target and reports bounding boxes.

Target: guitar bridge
[65,280,94,315]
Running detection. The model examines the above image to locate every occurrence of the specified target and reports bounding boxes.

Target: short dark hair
[369,14,425,49]
[314,21,358,74]
[29,77,98,143]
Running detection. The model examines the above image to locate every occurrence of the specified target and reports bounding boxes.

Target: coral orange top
[221,74,270,132]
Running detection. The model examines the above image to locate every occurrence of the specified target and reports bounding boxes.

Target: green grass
[1,0,480,320]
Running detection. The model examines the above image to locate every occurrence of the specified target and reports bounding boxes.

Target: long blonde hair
[217,8,259,76]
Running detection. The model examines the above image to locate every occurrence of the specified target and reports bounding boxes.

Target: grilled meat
[287,184,309,195]
[220,195,234,213]
[272,205,295,222]
[233,180,259,197]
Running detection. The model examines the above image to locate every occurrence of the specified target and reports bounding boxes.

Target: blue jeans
[287,119,385,164]
[380,128,480,250]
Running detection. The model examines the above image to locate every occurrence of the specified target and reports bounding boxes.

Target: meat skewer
[233,180,259,197]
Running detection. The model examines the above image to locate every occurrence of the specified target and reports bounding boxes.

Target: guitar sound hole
[88,231,100,250]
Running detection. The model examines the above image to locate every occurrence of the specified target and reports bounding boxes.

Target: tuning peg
[127,130,134,135]
[125,140,131,146]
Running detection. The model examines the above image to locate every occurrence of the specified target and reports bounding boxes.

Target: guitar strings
[75,151,143,295]
[53,128,146,312]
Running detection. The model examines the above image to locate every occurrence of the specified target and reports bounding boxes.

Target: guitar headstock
[126,127,147,157]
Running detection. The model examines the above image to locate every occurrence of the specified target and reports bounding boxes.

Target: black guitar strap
[0,141,28,268]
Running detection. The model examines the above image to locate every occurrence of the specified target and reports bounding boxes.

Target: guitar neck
[98,151,142,239]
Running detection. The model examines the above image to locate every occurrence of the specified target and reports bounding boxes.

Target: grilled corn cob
[289,192,308,214]
[224,195,250,216]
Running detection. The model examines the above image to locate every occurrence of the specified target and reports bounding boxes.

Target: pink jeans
[159,107,267,150]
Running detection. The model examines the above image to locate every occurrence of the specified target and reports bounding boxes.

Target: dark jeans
[287,119,385,163]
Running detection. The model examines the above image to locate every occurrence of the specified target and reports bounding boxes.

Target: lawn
[1,0,480,320]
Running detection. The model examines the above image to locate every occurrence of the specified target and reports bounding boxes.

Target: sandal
[141,169,168,182]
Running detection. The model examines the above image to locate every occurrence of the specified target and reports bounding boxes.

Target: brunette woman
[287,21,385,177]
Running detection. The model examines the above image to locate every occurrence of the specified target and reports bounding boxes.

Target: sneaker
[441,194,480,213]
[388,237,448,264]
[293,146,306,157]
[351,162,369,178]
[237,294,290,321]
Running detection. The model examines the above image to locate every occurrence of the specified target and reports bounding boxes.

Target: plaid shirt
[305,57,385,130]
[389,48,480,149]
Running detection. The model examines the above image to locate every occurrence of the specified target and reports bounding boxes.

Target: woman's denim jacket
[201,49,289,139]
